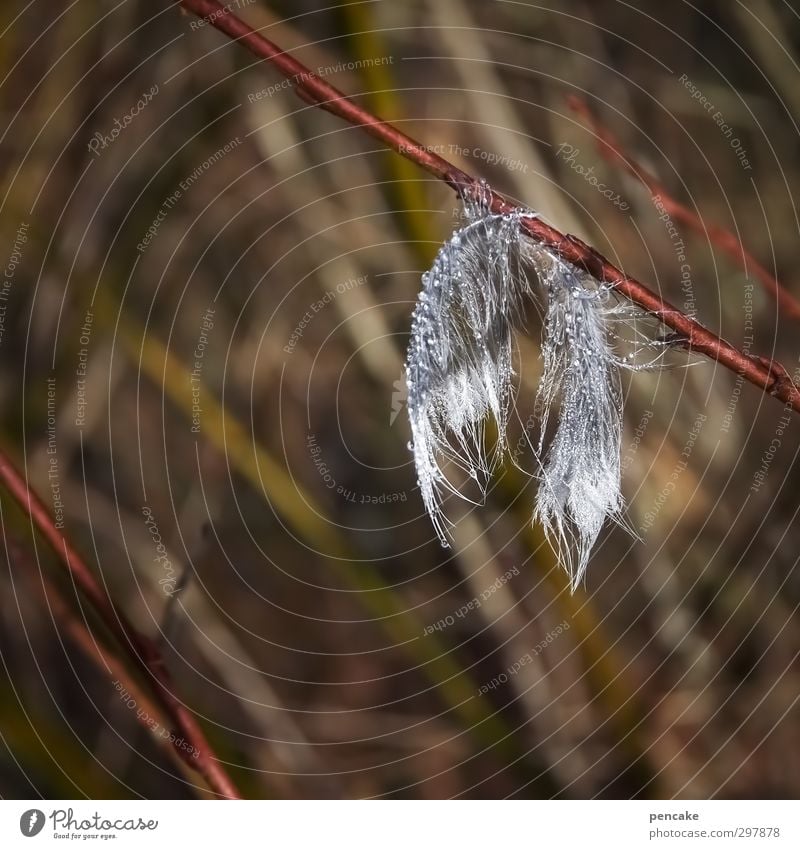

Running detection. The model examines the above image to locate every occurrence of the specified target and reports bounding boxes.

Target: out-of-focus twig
[175,0,800,414]
[567,94,800,322]
[5,538,205,792]
[0,450,241,799]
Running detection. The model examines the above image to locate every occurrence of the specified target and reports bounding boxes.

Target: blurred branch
[0,450,241,798]
[4,538,205,792]
[176,0,800,414]
[566,94,800,321]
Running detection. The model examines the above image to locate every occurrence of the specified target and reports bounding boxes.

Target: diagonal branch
[175,0,800,414]
[5,538,205,790]
[566,94,800,322]
[0,450,241,799]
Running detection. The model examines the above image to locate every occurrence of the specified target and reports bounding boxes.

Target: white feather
[405,189,661,586]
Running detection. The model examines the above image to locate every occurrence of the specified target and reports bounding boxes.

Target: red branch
[176,0,800,414]
[567,95,800,322]
[7,540,203,787]
[0,451,240,799]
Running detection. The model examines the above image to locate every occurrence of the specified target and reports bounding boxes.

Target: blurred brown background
[0,0,799,799]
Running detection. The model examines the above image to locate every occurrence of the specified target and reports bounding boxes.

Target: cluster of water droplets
[405,187,663,587]
[406,198,535,543]
[528,252,630,586]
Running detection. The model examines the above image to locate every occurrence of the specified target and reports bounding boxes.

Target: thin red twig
[6,540,206,790]
[0,452,241,799]
[175,0,800,414]
[566,95,800,321]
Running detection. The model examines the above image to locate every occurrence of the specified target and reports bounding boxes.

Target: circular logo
[19,810,45,837]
